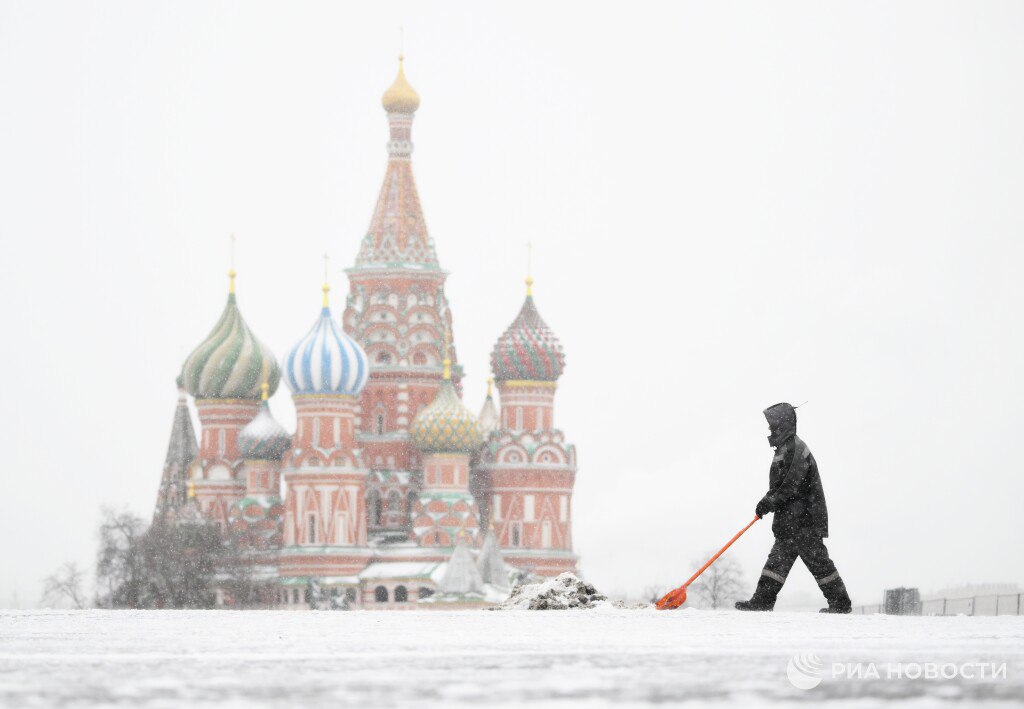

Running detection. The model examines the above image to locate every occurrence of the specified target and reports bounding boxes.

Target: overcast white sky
[1,1,1022,609]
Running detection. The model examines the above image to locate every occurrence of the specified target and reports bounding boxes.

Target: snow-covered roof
[277,575,359,586]
[359,561,444,582]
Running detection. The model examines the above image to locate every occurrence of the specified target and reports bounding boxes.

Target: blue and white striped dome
[285,304,369,396]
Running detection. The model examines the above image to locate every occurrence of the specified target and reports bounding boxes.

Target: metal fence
[853,593,1024,616]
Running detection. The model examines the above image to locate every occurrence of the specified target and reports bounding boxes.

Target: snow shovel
[655,515,760,610]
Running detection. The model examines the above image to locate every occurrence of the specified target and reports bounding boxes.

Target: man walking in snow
[735,402,852,613]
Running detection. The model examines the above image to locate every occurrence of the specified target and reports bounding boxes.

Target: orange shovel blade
[655,585,688,610]
[655,517,761,611]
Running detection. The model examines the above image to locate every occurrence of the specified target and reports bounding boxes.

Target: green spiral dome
[181,292,280,400]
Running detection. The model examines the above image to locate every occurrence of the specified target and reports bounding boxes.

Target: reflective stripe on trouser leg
[794,532,839,582]
[762,537,799,586]
[816,570,841,586]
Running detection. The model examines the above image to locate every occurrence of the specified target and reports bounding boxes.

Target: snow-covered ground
[2,609,1022,707]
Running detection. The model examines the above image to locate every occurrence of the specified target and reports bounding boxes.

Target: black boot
[818,576,852,614]
[735,574,783,611]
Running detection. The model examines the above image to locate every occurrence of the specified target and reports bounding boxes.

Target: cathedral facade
[153,59,578,609]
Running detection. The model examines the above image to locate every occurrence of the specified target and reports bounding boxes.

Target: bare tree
[689,553,745,610]
[95,508,147,608]
[41,562,87,609]
[143,520,220,608]
[95,507,219,609]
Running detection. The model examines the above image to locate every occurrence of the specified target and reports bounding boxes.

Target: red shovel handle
[656,515,760,610]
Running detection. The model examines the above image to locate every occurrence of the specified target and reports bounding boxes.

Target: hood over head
[764,402,797,448]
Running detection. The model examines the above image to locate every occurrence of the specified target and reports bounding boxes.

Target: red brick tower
[278,281,373,591]
[342,58,462,531]
[479,276,578,577]
[180,269,281,530]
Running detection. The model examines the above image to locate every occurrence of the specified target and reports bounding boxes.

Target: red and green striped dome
[490,295,565,382]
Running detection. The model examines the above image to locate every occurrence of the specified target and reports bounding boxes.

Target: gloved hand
[755,495,774,518]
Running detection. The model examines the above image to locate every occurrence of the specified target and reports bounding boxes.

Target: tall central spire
[355,57,438,268]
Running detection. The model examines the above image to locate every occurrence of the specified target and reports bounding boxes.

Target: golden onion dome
[410,358,483,454]
[382,56,420,113]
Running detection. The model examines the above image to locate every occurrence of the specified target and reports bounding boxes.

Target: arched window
[374,586,388,603]
[394,585,408,603]
[345,588,357,604]
[413,352,426,366]
[418,587,434,599]
[407,491,417,519]
[434,531,441,545]
[377,352,391,364]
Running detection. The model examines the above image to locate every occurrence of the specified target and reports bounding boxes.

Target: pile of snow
[499,572,609,610]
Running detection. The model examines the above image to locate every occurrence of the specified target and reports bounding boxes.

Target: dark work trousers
[760,528,842,590]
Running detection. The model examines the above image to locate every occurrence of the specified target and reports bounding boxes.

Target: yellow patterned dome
[382,56,420,113]
[410,379,483,454]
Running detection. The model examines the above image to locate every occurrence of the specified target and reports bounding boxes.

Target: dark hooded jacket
[763,403,829,538]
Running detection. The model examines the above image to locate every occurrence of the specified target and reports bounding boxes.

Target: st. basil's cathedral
[153,59,579,609]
